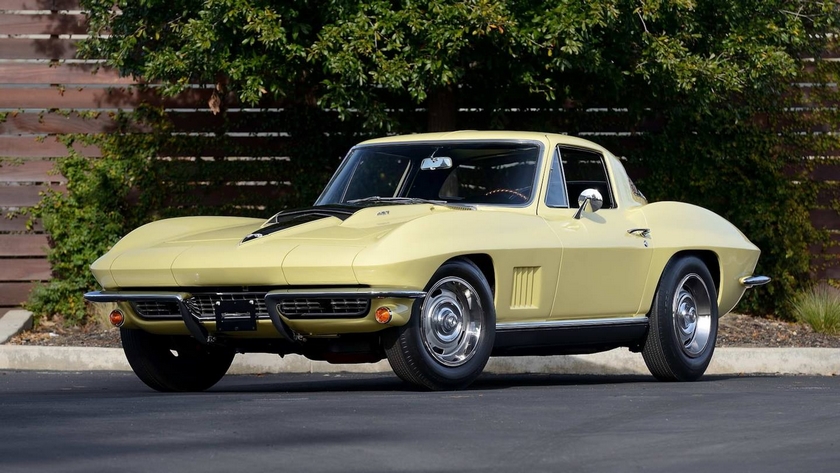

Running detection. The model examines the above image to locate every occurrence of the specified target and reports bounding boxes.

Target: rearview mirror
[573,188,603,219]
[420,157,452,171]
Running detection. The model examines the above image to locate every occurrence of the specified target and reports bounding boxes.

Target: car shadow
[209,372,746,394]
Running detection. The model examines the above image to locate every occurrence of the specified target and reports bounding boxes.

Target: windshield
[316,142,541,206]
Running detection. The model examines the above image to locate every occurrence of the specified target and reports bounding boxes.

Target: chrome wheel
[420,276,484,367]
[672,273,713,358]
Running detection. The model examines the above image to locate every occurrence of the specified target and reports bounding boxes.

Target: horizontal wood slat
[0,64,138,85]
[814,259,840,279]
[811,209,840,230]
[0,87,217,109]
[159,159,291,182]
[811,163,840,181]
[0,38,80,59]
[0,0,80,10]
[0,258,50,281]
[0,135,308,158]
[0,184,64,206]
[0,159,62,183]
[0,13,86,35]
[0,215,42,232]
[167,183,292,207]
[0,234,47,256]
[0,112,148,134]
[0,281,34,306]
[0,136,101,157]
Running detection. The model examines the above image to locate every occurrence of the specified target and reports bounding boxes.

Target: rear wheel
[642,256,718,381]
[384,259,495,390]
[121,328,235,392]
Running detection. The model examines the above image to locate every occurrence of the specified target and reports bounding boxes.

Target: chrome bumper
[739,276,771,289]
[84,288,426,344]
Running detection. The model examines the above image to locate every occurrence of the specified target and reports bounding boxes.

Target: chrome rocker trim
[739,276,771,289]
[496,316,649,331]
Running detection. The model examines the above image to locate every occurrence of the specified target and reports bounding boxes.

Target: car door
[539,146,653,319]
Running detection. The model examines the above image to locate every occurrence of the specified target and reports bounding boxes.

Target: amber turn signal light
[109,309,125,327]
[374,307,392,324]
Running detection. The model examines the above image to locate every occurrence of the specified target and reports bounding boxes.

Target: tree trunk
[426,87,457,132]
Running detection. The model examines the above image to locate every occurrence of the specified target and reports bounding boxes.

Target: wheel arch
[442,253,495,295]
[643,249,721,318]
[669,249,720,296]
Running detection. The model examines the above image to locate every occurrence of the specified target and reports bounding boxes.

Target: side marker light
[374,307,393,324]
[109,309,125,327]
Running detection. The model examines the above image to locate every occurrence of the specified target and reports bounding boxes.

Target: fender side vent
[511,267,540,309]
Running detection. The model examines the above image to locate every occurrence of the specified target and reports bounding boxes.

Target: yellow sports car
[85,131,769,391]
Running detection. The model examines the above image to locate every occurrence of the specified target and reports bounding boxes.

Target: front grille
[277,298,370,319]
[133,293,269,320]
[133,301,180,319]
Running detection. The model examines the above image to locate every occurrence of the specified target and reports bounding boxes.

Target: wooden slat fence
[1,0,839,312]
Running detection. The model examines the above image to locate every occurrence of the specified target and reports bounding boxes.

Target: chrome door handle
[627,228,650,238]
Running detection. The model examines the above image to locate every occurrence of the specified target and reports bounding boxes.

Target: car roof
[358,131,610,154]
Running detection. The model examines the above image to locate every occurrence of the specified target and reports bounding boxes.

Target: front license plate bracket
[214,299,257,332]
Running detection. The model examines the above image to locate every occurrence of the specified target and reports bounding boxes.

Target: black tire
[642,256,719,381]
[383,259,495,390]
[120,328,235,392]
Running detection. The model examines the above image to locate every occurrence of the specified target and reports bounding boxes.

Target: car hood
[92,204,468,288]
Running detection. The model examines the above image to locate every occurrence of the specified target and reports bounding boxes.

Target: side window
[545,148,568,207]
[560,148,615,209]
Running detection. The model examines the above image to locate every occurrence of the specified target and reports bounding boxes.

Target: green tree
[82,1,838,129]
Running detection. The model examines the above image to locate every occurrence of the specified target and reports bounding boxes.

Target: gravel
[7,312,840,349]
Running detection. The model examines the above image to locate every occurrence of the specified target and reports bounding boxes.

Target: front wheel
[384,259,495,390]
[121,328,235,392]
[642,256,719,381]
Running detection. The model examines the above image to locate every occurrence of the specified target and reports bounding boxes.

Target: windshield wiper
[346,196,447,205]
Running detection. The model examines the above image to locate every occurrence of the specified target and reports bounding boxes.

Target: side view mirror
[573,188,603,220]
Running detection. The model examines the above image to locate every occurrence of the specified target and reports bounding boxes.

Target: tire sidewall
[654,257,719,377]
[121,328,234,392]
[404,260,496,386]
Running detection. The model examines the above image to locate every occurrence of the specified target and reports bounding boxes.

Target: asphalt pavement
[0,371,838,472]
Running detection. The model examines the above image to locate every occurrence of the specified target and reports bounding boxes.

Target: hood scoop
[241,205,358,244]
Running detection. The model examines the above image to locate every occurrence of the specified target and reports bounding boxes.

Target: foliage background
[23,0,840,323]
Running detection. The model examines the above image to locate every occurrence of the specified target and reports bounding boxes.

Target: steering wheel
[484,188,528,202]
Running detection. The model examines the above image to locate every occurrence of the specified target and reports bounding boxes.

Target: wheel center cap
[444,313,459,331]
[679,300,697,332]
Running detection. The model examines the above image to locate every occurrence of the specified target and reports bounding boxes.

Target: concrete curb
[0,344,838,376]
[1,310,838,376]
[0,310,33,344]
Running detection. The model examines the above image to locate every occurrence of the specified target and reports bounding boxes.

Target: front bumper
[84,288,426,344]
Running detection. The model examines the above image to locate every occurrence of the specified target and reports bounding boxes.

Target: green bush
[792,285,840,335]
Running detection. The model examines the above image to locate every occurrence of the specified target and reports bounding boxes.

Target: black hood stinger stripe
[240,205,359,244]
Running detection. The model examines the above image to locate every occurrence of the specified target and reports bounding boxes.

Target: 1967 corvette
[85,131,769,391]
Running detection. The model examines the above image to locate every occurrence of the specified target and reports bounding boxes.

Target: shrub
[792,285,840,335]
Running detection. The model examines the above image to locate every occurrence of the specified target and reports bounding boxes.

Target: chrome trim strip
[265,288,427,299]
[740,276,771,288]
[84,291,193,303]
[496,316,648,331]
